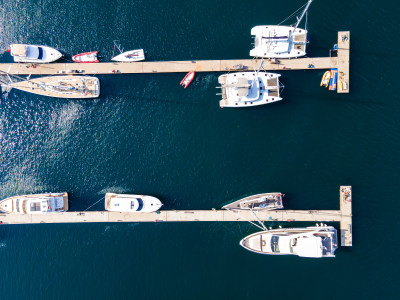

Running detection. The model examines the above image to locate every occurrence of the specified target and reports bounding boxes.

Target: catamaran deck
[0,32,350,93]
[0,186,352,246]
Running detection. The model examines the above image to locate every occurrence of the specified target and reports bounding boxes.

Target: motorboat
[9,75,100,99]
[9,44,62,63]
[240,224,338,258]
[217,71,283,108]
[111,49,145,62]
[72,51,99,63]
[222,193,283,210]
[250,0,313,59]
[0,193,68,214]
[105,193,162,213]
[180,71,195,88]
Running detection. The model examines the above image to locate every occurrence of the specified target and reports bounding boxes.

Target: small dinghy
[72,51,99,63]
[105,193,162,213]
[180,71,195,88]
[111,49,145,62]
[222,193,284,211]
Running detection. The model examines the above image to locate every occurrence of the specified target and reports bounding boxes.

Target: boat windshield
[271,236,280,253]
[37,47,43,59]
[137,198,144,211]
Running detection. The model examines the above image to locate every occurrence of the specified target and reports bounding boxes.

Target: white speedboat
[9,75,100,99]
[9,44,62,63]
[240,224,338,258]
[222,193,283,210]
[250,0,313,58]
[0,193,68,214]
[105,193,162,213]
[217,71,282,108]
[111,49,145,62]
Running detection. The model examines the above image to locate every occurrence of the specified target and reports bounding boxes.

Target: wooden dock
[0,32,350,93]
[0,186,352,246]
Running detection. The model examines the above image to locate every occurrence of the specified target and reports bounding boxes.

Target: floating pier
[0,32,350,93]
[0,186,352,246]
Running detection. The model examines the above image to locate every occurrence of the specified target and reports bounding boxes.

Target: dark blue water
[1,0,399,299]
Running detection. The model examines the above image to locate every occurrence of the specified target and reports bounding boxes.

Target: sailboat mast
[288,0,313,39]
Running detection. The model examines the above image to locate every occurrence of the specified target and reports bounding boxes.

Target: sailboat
[222,193,284,211]
[111,41,145,62]
[250,0,313,59]
[0,71,100,99]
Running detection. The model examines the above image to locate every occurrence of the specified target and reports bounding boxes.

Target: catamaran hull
[250,26,307,59]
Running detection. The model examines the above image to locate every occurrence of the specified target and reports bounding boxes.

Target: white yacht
[250,0,313,59]
[222,193,283,210]
[105,193,162,213]
[9,44,62,63]
[217,71,282,108]
[0,193,68,214]
[240,225,338,258]
[9,75,100,99]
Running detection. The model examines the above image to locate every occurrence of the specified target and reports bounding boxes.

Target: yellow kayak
[320,71,331,87]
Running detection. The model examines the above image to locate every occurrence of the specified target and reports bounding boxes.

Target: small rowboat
[72,51,99,63]
[320,70,331,87]
[111,49,145,62]
[180,71,195,88]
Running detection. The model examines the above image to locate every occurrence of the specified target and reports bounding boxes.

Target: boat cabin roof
[12,44,27,56]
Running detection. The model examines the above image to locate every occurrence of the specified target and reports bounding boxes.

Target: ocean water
[0,0,399,299]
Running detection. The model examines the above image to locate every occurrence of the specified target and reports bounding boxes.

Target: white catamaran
[250,0,313,59]
[217,68,283,108]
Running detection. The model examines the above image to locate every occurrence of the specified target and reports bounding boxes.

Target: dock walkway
[0,186,352,246]
[0,32,350,93]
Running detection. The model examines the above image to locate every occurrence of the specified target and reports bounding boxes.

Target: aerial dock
[0,186,352,246]
[0,32,350,93]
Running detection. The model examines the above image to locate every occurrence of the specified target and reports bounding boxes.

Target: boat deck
[0,32,350,94]
[337,31,350,93]
[0,186,352,246]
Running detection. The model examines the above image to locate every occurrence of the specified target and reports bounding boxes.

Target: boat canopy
[26,46,43,59]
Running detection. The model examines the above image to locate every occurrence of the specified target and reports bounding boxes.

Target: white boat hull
[0,193,68,214]
[10,44,63,63]
[240,225,338,258]
[111,49,145,62]
[105,193,162,213]
[222,193,283,210]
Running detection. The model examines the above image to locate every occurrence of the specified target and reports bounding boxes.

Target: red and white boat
[72,51,99,63]
[180,71,195,88]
